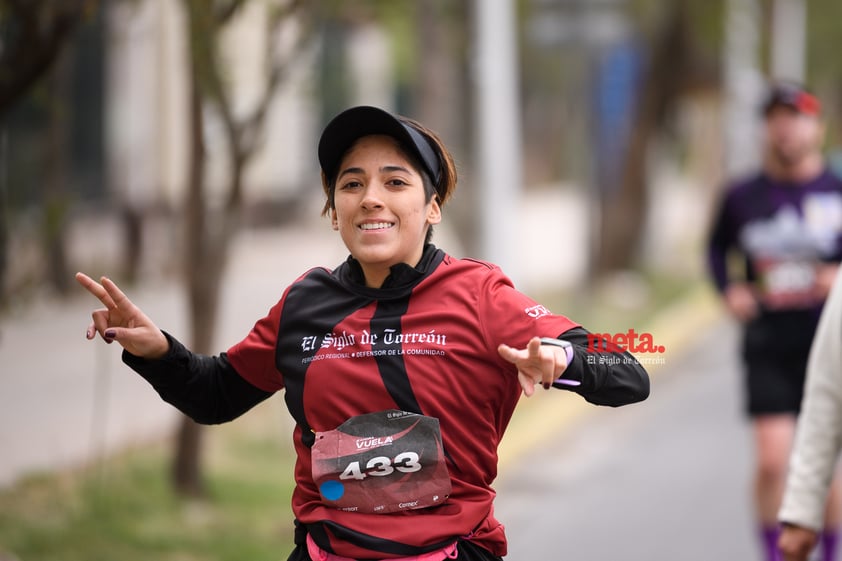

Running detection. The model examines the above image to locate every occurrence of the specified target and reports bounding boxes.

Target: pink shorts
[305,534,458,561]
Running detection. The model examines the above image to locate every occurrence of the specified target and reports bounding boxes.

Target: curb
[497,283,725,470]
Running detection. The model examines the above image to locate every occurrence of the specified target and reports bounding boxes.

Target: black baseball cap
[763,82,821,116]
[318,106,442,185]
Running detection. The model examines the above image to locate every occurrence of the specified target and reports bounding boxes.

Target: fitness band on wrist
[539,337,580,386]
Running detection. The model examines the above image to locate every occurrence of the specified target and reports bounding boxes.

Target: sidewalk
[0,221,347,487]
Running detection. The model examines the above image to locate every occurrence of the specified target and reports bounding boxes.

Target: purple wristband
[539,338,581,387]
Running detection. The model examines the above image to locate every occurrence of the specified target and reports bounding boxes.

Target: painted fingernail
[86,327,93,339]
[543,382,550,390]
[104,329,116,342]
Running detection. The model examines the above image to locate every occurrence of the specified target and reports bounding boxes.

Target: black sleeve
[551,326,650,407]
[707,192,738,293]
[121,331,274,424]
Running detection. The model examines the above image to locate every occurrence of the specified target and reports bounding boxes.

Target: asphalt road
[494,317,762,561]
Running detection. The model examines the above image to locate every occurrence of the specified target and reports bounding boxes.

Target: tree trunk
[172,417,205,497]
[170,0,304,498]
[121,204,143,284]
[44,44,73,296]
[171,1,245,496]
[172,71,211,498]
[595,1,692,275]
[0,128,7,302]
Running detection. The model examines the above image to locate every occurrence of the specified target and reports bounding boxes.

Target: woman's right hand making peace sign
[75,272,170,359]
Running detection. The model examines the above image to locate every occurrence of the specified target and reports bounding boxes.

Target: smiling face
[330,135,441,288]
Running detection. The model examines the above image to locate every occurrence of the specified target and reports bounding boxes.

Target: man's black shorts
[741,310,820,416]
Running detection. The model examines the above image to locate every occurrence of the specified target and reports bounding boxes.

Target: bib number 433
[311,410,452,513]
[340,451,422,480]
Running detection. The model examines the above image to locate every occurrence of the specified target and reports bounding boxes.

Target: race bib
[756,257,817,309]
[311,410,451,514]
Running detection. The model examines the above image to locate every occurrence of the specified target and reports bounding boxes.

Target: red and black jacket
[124,245,649,559]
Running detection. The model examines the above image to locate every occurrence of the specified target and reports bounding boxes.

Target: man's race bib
[756,257,817,309]
[311,410,451,514]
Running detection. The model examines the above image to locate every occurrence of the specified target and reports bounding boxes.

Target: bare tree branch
[213,0,246,25]
[239,0,315,159]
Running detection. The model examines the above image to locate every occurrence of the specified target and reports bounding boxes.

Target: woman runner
[76,105,649,560]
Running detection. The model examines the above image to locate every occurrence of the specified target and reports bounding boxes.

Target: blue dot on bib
[320,480,345,501]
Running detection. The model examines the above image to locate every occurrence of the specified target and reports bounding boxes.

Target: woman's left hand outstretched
[75,272,170,359]
[498,336,569,397]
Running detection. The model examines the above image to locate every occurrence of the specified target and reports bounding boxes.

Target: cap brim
[318,106,439,184]
[318,106,415,178]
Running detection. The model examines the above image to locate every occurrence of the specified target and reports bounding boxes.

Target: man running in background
[707,81,842,561]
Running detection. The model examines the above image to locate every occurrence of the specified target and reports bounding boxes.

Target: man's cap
[763,82,821,116]
[318,106,442,185]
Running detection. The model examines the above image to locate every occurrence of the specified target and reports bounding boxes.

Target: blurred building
[3,0,400,295]
[105,0,318,212]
